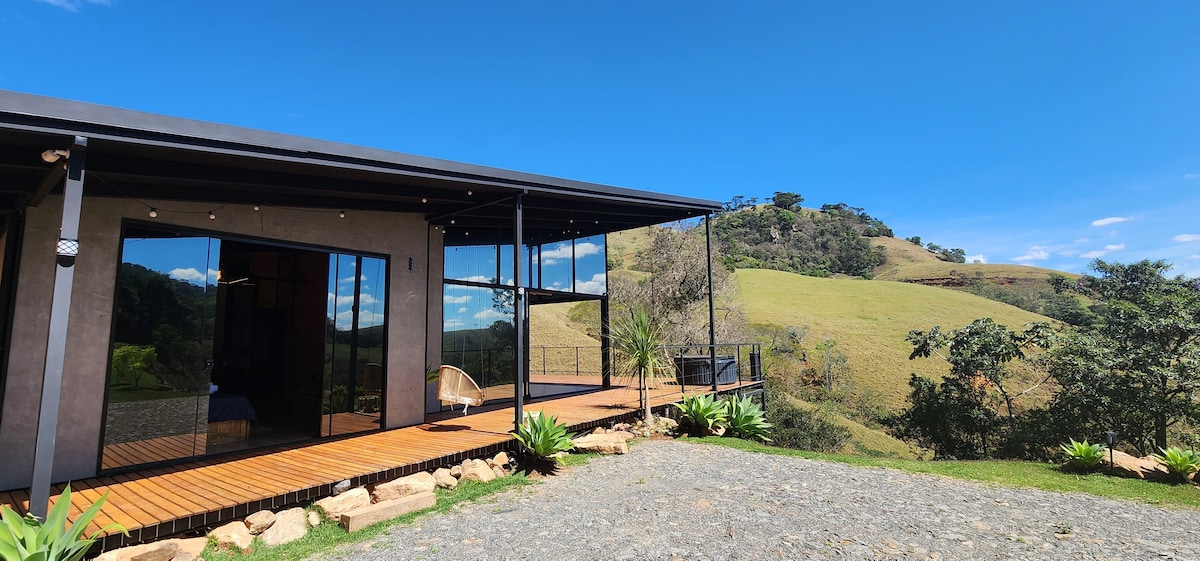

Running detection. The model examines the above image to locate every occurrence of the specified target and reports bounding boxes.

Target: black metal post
[513,193,526,430]
[30,136,87,519]
[600,297,611,388]
[705,214,718,394]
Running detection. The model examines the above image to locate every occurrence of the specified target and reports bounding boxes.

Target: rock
[593,427,606,434]
[315,487,370,520]
[492,465,507,479]
[654,416,679,432]
[450,465,462,478]
[332,479,351,495]
[609,430,636,442]
[244,510,276,534]
[572,433,629,455]
[210,521,253,552]
[260,507,308,546]
[372,471,437,502]
[460,459,496,483]
[1103,450,1173,481]
[433,467,458,489]
[493,451,510,467]
[172,537,207,561]
[130,543,178,561]
[307,510,322,527]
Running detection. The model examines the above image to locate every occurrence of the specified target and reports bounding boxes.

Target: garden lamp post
[1103,431,1117,472]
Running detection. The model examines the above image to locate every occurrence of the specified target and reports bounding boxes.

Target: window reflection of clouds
[573,235,606,295]
[442,284,513,332]
[327,255,387,330]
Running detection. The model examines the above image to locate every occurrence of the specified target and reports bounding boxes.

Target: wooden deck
[0,381,759,551]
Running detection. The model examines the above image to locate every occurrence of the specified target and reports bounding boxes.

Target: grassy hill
[873,236,1067,282]
[734,268,1057,409]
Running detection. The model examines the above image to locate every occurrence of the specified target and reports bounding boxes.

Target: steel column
[600,296,611,388]
[706,214,718,393]
[513,193,526,430]
[29,136,87,519]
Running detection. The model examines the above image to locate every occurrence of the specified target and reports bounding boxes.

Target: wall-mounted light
[40,149,70,163]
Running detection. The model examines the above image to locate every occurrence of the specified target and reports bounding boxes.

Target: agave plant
[723,396,773,442]
[1152,447,1200,483]
[1058,439,1104,472]
[0,484,126,561]
[512,412,575,473]
[673,392,727,436]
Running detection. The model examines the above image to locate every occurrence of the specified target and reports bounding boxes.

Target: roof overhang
[0,91,720,246]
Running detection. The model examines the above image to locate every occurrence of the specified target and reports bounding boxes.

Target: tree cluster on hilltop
[712,192,890,278]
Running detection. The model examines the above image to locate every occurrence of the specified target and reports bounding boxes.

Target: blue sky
[3,1,1198,277]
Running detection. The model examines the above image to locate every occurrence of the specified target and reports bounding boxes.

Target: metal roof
[0,90,719,245]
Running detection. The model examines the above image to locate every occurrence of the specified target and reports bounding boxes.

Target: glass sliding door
[323,254,387,436]
[101,229,217,470]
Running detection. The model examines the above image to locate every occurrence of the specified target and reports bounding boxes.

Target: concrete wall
[0,197,432,490]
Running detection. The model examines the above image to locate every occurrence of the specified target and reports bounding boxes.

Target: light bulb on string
[421,197,428,203]
[252,205,260,211]
[208,211,217,220]
[148,208,158,218]
[338,211,346,219]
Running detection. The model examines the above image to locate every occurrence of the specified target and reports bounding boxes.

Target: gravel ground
[318,439,1200,561]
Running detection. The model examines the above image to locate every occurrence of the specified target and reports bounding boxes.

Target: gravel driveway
[317,439,1200,561]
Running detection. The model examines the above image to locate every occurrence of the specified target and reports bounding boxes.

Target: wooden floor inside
[0,380,759,550]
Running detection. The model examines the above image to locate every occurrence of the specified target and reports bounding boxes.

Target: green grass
[693,436,1200,510]
[735,268,1056,409]
[201,475,532,561]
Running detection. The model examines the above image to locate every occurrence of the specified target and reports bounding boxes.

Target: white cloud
[1104,244,1125,251]
[574,273,607,295]
[539,241,603,266]
[339,274,367,284]
[36,0,109,11]
[1187,254,1200,260]
[1185,174,1199,180]
[965,254,986,264]
[169,267,218,284]
[335,309,384,329]
[444,319,464,329]
[1091,216,1130,227]
[457,307,467,313]
[1080,245,1122,259]
[455,275,494,283]
[443,294,472,304]
[474,309,509,322]
[1173,234,1200,243]
[1080,250,1105,258]
[1012,247,1049,262]
[328,293,378,308]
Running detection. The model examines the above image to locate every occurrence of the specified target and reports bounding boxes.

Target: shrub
[723,396,772,442]
[1152,447,1200,483]
[512,412,574,473]
[673,393,727,436]
[1058,439,1104,472]
[765,399,851,453]
[0,484,125,561]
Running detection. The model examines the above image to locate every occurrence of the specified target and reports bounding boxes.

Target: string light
[252,205,260,211]
[450,219,456,224]
[338,210,346,219]
[208,211,217,220]
[466,191,473,196]
[148,208,158,218]
[421,197,428,203]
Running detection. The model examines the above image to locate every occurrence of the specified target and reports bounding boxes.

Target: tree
[897,318,1054,458]
[610,307,668,424]
[906,236,922,246]
[1046,260,1200,453]
[771,191,804,210]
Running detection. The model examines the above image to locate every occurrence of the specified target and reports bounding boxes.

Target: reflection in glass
[102,232,216,470]
[324,255,387,436]
[573,235,606,295]
[441,284,515,401]
[444,244,498,284]
[539,241,573,292]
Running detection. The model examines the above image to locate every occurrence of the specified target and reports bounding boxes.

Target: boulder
[493,451,510,467]
[572,433,629,455]
[332,479,352,495]
[609,430,636,442]
[491,465,507,479]
[459,459,496,483]
[172,537,207,561]
[210,521,253,552]
[315,487,370,520]
[244,510,276,534]
[130,543,177,561]
[372,471,436,502]
[433,467,458,489]
[450,465,462,478]
[260,507,308,546]
[1102,450,1173,481]
[654,416,679,432]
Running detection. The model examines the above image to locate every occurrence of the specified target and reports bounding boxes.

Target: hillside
[734,268,1057,409]
[873,236,1068,282]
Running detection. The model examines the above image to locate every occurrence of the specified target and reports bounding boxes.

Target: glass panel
[499,244,514,286]
[441,284,515,401]
[102,232,216,470]
[444,244,499,284]
[526,245,539,289]
[323,255,387,436]
[573,235,607,295]
[539,241,573,292]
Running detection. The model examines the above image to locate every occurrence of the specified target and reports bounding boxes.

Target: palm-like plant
[1058,439,1104,472]
[610,307,668,425]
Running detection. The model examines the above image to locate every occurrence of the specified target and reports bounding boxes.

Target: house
[0,91,720,504]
